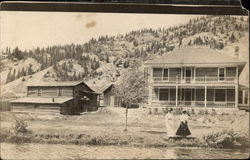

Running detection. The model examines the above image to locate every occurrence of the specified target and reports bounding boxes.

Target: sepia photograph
[0,1,249,159]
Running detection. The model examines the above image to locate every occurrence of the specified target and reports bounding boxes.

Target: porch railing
[152,76,236,83]
[151,100,235,108]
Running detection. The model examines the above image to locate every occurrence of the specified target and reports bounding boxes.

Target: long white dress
[165,113,175,138]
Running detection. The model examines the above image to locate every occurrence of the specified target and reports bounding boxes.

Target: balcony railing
[152,76,237,83]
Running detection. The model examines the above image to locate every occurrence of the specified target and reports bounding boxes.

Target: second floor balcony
[148,67,238,84]
[151,76,237,84]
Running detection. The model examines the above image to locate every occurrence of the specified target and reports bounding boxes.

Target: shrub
[211,108,217,115]
[203,130,248,149]
[161,108,166,114]
[191,108,195,115]
[153,108,158,114]
[204,109,209,115]
[148,108,152,115]
[12,116,29,134]
[198,109,205,115]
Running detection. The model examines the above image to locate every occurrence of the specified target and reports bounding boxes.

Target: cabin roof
[144,48,246,65]
[10,97,74,104]
[80,90,101,95]
[27,81,85,87]
[103,84,115,94]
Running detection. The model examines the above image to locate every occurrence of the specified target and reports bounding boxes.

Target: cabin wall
[27,86,73,97]
[60,99,76,115]
[12,103,60,113]
[103,89,112,106]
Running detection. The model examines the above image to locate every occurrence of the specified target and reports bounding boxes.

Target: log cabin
[102,84,122,107]
[144,47,248,110]
[11,81,100,114]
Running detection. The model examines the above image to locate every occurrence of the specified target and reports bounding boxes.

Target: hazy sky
[1,11,200,50]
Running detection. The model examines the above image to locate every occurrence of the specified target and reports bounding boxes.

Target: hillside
[0,15,249,96]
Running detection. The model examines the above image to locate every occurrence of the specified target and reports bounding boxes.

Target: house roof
[27,81,84,87]
[145,48,246,65]
[239,84,249,90]
[10,97,74,104]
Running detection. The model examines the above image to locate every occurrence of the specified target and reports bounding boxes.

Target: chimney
[235,46,239,59]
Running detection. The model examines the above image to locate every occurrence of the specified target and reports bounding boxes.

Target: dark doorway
[185,89,192,105]
[186,68,192,83]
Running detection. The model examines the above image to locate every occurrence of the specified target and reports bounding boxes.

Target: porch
[150,86,237,108]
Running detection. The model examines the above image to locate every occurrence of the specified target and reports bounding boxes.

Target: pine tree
[6,70,12,83]
[27,65,33,75]
[10,69,16,81]
[229,32,236,42]
[106,54,110,63]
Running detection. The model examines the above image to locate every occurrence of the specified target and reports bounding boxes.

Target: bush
[211,109,217,115]
[153,108,158,114]
[191,108,195,115]
[198,109,205,115]
[203,130,249,149]
[204,109,209,115]
[148,108,152,115]
[12,116,29,134]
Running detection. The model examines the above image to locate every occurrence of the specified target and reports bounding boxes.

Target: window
[227,89,235,101]
[226,67,236,77]
[153,68,162,77]
[38,88,41,96]
[58,88,62,96]
[238,91,243,104]
[191,89,195,101]
[207,89,214,101]
[244,91,248,104]
[159,89,169,101]
[219,68,225,81]
[215,89,226,101]
[170,88,176,101]
[163,69,169,81]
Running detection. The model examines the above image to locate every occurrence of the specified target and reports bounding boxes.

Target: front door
[185,68,192,83]
[185,89,192,105]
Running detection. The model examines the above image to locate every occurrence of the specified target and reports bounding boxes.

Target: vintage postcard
[0,1,249,159]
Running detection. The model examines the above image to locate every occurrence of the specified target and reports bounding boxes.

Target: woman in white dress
[165,108,175,138]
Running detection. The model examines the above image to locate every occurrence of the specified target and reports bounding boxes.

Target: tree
[114,60,148,131]
[229,32,236,42]
[105,54,110,63]
[6,70,12,83]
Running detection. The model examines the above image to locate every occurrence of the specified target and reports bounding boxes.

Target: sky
[1,11,201,51]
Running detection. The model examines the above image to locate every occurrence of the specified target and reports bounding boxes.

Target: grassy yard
[0,107,249,148]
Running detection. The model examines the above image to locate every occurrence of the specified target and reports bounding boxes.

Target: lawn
[0,107,249,148]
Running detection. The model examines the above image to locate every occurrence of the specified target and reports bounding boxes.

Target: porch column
[149,86,152,107]
[235,85,238,108]
[205,86,207,108]
[181,68,183,82]
[194,67,196,83]
[176,86,178,106]
[242,90,245,105]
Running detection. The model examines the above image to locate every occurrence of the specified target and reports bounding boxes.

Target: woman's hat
[168,108,173,111]
[182,110,187,113]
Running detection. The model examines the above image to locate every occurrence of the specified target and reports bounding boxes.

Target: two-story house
[11,81,100,114]
[144,47,247,109]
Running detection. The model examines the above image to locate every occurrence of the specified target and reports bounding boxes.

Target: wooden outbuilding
[11,81,100,114]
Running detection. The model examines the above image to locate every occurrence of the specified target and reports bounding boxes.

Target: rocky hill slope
[0,15,249,96]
